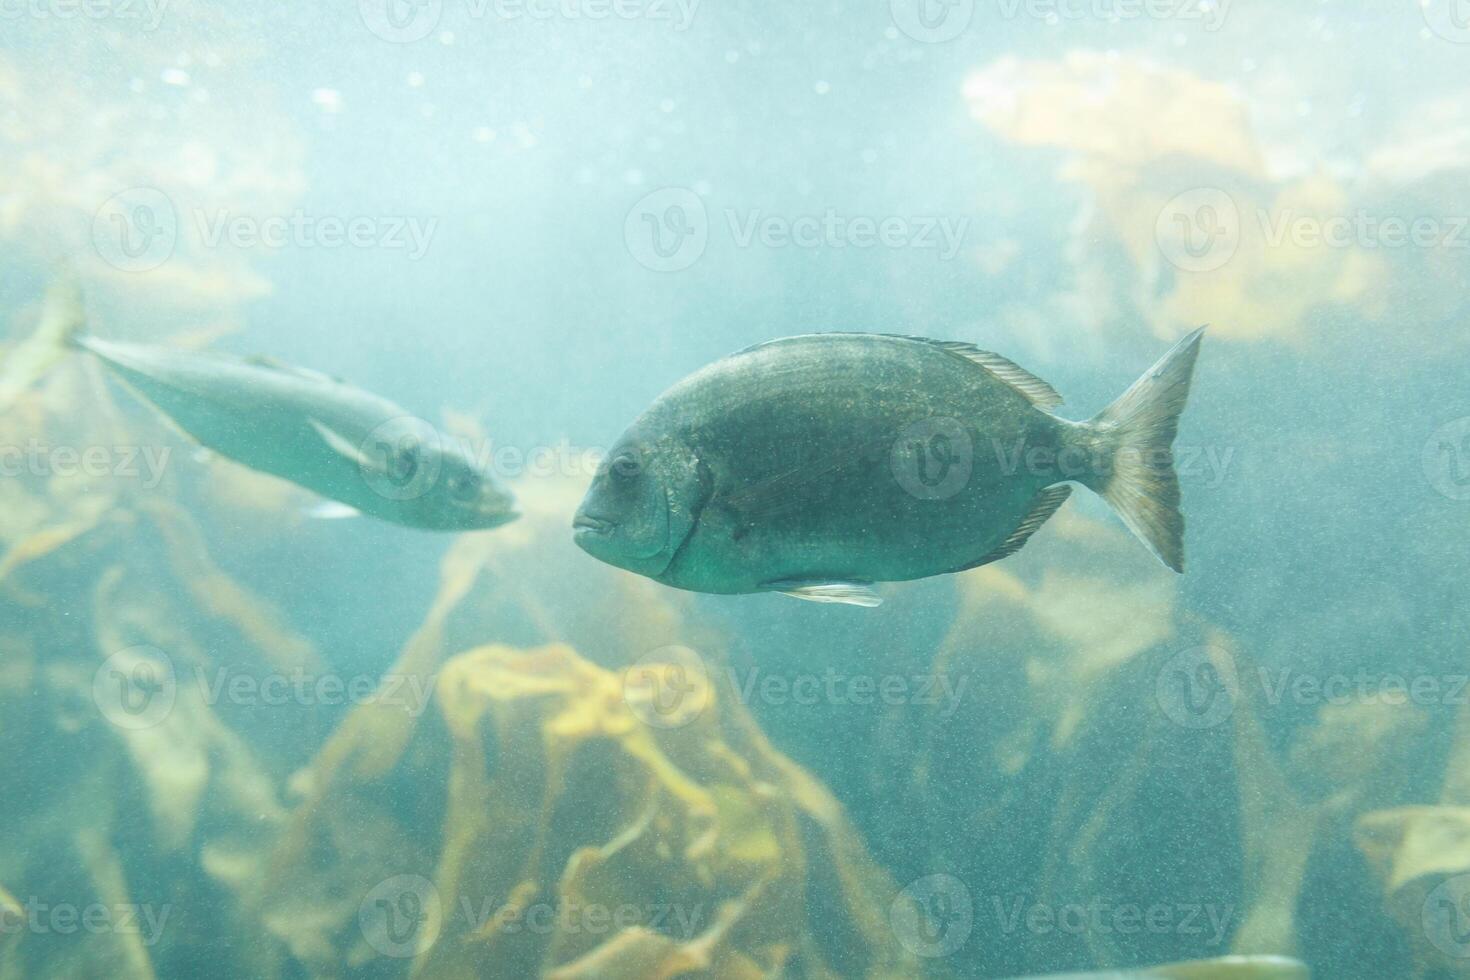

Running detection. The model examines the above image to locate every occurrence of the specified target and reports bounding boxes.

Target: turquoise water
[2,2,1469,978]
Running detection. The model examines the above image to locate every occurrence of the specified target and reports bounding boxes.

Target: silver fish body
[79,337,517,531]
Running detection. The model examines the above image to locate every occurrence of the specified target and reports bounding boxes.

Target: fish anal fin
[951,483,1072,573]
[763,580,883,607]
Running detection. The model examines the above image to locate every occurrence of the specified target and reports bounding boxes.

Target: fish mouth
[572,514,616,536]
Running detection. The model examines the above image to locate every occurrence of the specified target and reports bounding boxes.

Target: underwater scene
[2,2,1469,978]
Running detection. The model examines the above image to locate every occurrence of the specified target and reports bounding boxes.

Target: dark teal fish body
[78,337,517,531]
[574,331,1203,606]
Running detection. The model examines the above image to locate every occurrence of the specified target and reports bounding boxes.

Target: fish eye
[610,453,641,479]
[447,472,480,501]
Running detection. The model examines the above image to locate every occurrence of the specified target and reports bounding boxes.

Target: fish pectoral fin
[950,483,1073,573]
[307,418,374,470]
[304,500,362,520]
[763,580,883,608]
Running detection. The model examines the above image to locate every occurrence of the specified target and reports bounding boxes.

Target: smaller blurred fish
[1004,955,1309,979]
[8,280,517,531]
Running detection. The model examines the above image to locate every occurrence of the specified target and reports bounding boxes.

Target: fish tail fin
[1077,327,1205,573]
[0,278,89,413]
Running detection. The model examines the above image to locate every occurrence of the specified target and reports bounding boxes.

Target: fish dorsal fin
[951,484,1072,573]
[910,337,1063,409]
[730,333,1063,409]
[246,355,344,386]
[762,580,883,607]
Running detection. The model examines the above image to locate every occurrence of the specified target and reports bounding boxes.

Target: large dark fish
[70,331,517,532]
[573,330,1204,606]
